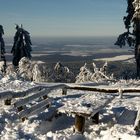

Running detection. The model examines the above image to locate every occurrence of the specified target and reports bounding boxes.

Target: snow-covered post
[118,88,123,99]
[134,107,140,133]
[62,87,67,95]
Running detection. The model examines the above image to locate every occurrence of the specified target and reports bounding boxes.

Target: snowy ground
[0,78,139,140]
[94,55,134,62]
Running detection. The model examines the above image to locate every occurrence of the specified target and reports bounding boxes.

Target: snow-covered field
[0,77,139,140]
[94,55,134,62]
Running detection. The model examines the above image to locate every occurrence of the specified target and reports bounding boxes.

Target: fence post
[62,87,67,95]
[118,88,123,99]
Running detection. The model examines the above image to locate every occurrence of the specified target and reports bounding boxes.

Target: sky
[0,0,127,37]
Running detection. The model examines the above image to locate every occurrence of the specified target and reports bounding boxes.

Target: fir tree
[115,0,140,78]
[11,24,32,66]
[0,25,6,73]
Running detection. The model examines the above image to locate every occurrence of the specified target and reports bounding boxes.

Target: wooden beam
[66,84,140,93]
[13,86,42,98]
[67,86,118,93]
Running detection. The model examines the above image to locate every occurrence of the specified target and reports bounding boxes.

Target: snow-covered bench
[13,84,66,121]
[58,93,114,133]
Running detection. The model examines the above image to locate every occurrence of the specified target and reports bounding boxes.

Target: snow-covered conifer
[11,24,32,66]
[0,25,6,73]
[76,63,92,83]
[115,0,140,78]
[50,62,75,82]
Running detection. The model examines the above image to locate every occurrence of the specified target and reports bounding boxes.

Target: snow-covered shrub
[76,62,114,83]
[18,57,33,81]
[0,61,5,72]
[5,64,18,80]
[6,58,74,83]
[0,61,5,79]
[75,63,92,83]
[32,63,51,82]
[18,57,50,82]
[49,62,75,82]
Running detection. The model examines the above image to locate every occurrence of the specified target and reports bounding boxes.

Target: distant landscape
[4,36,132,62]
[4,36,135,79]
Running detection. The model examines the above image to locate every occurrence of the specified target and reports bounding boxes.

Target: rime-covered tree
[50,62,75,82]
[115,0,140,78]
[76,62,114,83]
[0,25,6,72]
[11,24,32,66]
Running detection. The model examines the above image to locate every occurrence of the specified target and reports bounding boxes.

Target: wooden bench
[58,93,114,133]
[13,84,66,121]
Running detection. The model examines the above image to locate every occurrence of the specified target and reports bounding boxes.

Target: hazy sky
[0,0,126,37]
